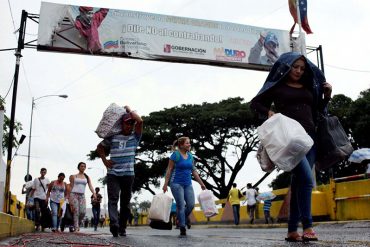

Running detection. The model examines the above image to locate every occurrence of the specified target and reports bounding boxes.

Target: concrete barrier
[0,212,34,239]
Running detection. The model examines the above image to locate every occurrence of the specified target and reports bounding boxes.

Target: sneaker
[180,226,186,237]
[110,226,118,237]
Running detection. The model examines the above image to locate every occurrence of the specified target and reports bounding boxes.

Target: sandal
[302,231,318,241]
[285,232,302,242]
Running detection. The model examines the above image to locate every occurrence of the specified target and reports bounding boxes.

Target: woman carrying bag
[163,137,206,237]
[250,52,332,242]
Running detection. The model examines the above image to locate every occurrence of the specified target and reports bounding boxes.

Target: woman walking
[46,173,67,232]
[250,52,332,242]
[69,162,96,232]
[163,137,206,237]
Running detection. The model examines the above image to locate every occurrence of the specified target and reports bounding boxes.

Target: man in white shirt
[245,183,258,224]
[30,168,50,231]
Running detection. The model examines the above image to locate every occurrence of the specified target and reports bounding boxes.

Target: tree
[90,97,259,198]
[138,97,259,199]
[347,88,370,148]
[1,96,23,155]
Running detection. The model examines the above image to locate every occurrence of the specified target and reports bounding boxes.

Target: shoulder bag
[315,114,354,170]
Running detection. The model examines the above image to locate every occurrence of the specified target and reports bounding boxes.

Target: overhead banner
[38,2,304,70]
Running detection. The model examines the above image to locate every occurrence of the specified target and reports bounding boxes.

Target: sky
[1,0,370,210]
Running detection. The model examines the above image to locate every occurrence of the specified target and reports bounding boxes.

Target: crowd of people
[22,51,332,242]
[22,166,104,233]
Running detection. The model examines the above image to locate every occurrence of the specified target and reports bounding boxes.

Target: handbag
[63,203,74,226]
[256,144,275,173]
[315,114,354,170]
[149,219,173,230]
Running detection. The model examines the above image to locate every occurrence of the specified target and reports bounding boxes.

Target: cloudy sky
[1,0,370,208]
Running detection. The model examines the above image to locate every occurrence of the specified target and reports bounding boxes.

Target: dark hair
[24,174,32,182]
[233,183,237,187]
[247,183,252,188]
[58,173,65,178]
[77,162,86,169]
[95,187,100,192]
[40,168,47,172]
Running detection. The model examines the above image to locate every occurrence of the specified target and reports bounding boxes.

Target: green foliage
[139,97,258,199]
[347,88,370,148]
[1,96,23,156]
[269,172,291,190]
[89,97,259,199]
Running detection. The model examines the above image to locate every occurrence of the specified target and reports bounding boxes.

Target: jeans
[50,201,61,230]
[107,174,134,230]
[26,207,35,221]
[92,206,101,228]
[232,204,240,225]
[170,183,195,228]
[288,142,316,233]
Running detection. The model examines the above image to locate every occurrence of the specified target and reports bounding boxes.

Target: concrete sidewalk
[1,221,369,246]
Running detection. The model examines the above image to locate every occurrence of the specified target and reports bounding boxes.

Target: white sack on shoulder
[95,103,127,138]
[198,190,218,218]
[148,193,172,223]
[257,113,313,172]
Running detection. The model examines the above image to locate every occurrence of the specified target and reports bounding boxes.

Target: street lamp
[26,94,68,178]
[88,167,107,216]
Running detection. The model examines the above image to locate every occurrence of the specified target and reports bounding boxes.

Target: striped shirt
[101,133,141,176]
[263,199,272,212]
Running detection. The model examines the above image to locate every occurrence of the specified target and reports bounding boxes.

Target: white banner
[38,2,303,70]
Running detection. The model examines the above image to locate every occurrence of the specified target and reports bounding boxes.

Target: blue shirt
[169,151,194,186]
[100,133,141,176]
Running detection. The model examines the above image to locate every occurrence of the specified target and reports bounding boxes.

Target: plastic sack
[257,113,313,172]
[197,190,218,218]
[256,144,275,173]
[95,103,127,138]
[148,193,172,223]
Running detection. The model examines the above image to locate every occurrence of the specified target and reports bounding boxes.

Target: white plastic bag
[198,190,218,218]
[95,103,127,138]
[148,193,172,223]
[257,113,313,172]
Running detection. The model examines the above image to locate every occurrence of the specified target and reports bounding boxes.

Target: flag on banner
[289,0,313,34]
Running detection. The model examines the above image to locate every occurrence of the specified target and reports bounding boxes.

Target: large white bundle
[198,190,218,218]
[95,103,127,138]
[148,193,172,223]
[257,113,313,172]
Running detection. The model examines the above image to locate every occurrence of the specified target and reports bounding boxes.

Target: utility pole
[3,10,27,213]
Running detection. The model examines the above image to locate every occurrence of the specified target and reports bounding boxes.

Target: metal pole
[26,98,34,179]
[318,45,325,74]
[4,10,27,213]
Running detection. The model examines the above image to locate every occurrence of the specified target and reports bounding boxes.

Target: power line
[325,64,370,73]
[7,0,16,31]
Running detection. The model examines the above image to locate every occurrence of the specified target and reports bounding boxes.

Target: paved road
[1,221,369,246]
